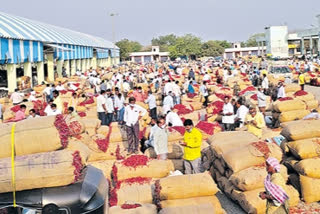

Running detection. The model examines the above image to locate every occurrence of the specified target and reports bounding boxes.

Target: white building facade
[130,46,169,63]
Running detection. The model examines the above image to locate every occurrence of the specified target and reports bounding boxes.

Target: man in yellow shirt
[244,106,266,138]
[298,72,305,91]
[53,90,63,112]
[179,119,203,174]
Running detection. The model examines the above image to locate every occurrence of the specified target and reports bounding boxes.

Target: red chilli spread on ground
[294,90,308,96]
[196,121,221,135]
[78,112,86,117]
[122,155,149,169]
[214,92,226,100]
[79,97,94,106]
[187,93,197,98]
[169,126,186,135]
[173,104,193,115]
[54,114,70,148]
[239,86,256,96]
[278,97,293,102]
[209,101,224,115]
[121,203,142,209]
[72,151,83,182]
[251,141,271,158]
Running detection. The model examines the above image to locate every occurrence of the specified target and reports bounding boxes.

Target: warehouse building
[0,12,120,92]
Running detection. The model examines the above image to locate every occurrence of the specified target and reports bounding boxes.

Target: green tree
[201,41,224,57]
[242,33,265,47]
[173,34,202,58]
[115,39,142,61]
[151,34,177,51]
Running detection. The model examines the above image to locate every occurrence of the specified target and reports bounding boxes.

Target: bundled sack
[294,90,315,102]
[208,131,259,158]
[300,175,320,203]
[0,115,84,158]
[279,110,310,123]
[80,118,101,136]
[273,99,306,112]
[0,150,84,193]
[160,196,225,214]
[287,138,320,159]
[230,165,288,191]
[294,158,320,179]
[115,183,153,206]
[159,203,214,214]
[157,172,219,200]
[280,120,320,141]
[109,203,157,214]
[305,99,319,110]
[145,142,183,159]
[88,160,115,180]
[113,155,174,181]
[284,84,301,93]
[222,141,282,174]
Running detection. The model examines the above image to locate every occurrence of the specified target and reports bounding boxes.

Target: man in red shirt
[14,104,27,122]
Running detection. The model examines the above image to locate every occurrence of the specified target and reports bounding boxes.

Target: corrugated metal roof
[0,12,118,49]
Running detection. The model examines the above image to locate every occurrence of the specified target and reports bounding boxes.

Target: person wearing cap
[162,91,174,115]
[244,106,265,138]
[124,97,147,154]
[179,119,203,174]
[259,157,289,214]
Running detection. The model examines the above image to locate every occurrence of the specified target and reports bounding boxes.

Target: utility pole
[110,13,119,65]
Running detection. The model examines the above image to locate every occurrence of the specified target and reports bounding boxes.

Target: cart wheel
[43,204,60,214]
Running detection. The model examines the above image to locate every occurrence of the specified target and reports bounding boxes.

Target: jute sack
[180,111,200,122]
[0,116,62,158]
[230,165,288,191]
[116,183,153,206]
[145,142,183,159]
[208,131,259,158]
[159,203,215,214]
[287,138,320,159]
[115,159,174,181]
[88,160,115,180]
[168,129,184,142]
[294,158,320,179]
[189,102,203,111]
[280,120,320,141]
[80,118,101,136]
[295,93,315,102]
[300,175,320,203]
[159,172,219,200]
[160,196,225,214]
[232,188,266,214]
[66,141,91,163]
[222,142,282,174]
[279,110,310,123]
[285,84,301,93]
[273,99,306,112]
[109,204,157,214]
[305,99,319,110]
[0,150,82,193]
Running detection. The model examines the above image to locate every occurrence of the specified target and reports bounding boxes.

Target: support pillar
[76,60,81,72]
[7,64,17,92]
[310,37,313,59]
[71,60,76,76]
[81,59,86,73]
[301,38,305,55]
[47,53,55,82]
[24,62,32,88]
[57,60,64,77]
[64,60,70,77]
[107,57,112,67]
[37,61,44,85]
[92,56,97,69]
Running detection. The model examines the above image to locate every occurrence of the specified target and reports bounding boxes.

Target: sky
[1,0,320,45]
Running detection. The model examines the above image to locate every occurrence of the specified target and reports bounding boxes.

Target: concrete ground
[216,192,246,214]
[305,85,320,102]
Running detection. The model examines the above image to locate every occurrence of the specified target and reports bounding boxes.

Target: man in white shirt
[55,82,65,91]
[203,72,211,82]
[122,80,130,98]
[234,99,249,128]
[164,80,173,96]
[10,89,24,105]
[261,74,269,93]
[166,111,184,127]
[114,88,125,124]
[124,97,147,153]
[221,96,235,131]
[105,89,114,126]
[47,104,62,116]
[277,82,286,99]
[257,87,267,115]
[28,91,37,102]
[67,83,78,91]
[163,91,174,115]
[27,109,40,119]
[145,91,157,119]
[200,81,209,107]
[172,81,182,105]
[42,84,52,103]
[97,90,107,125]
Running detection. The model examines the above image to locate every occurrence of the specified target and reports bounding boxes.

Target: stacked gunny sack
[281,119,320,205]
[0,115,89,193]
[207,131,300,214]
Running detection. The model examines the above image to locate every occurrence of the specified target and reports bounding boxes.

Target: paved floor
[216,192,246,214]
[305,85,320,102]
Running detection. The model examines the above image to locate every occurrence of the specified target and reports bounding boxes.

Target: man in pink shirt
[14,104,26,122]
[132,86,144,102]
